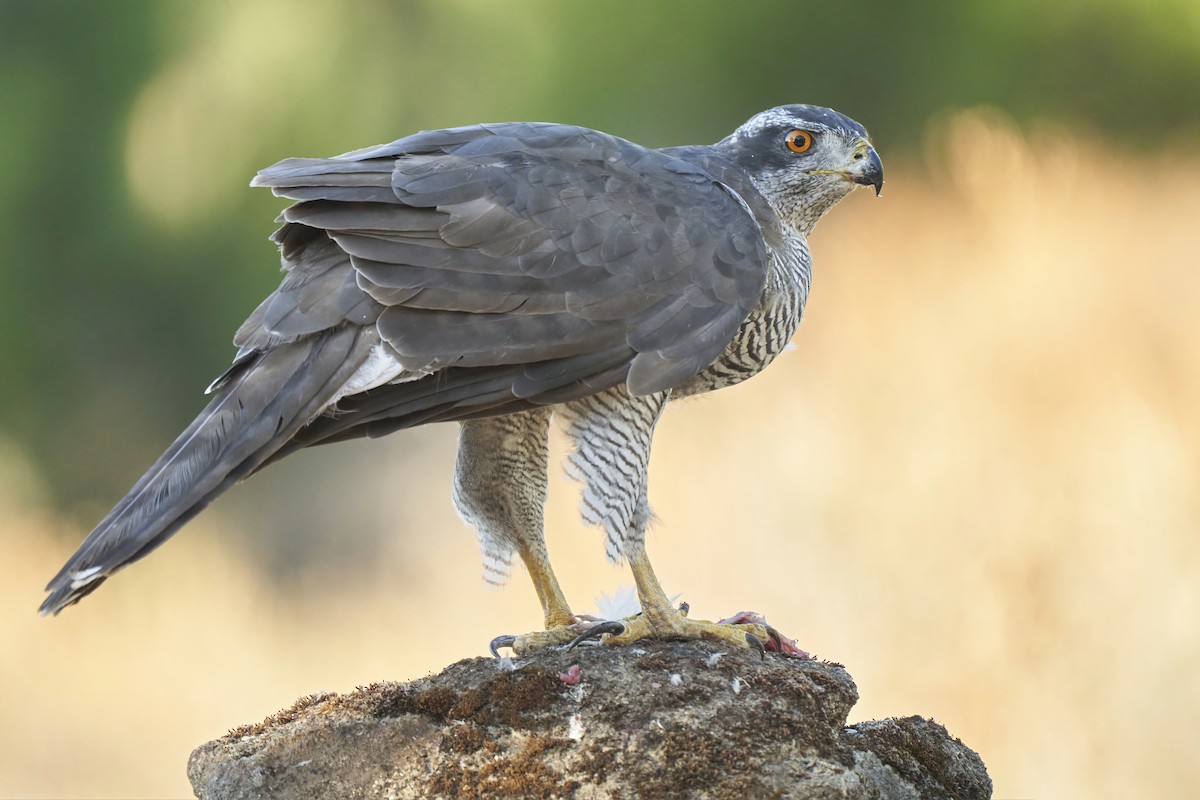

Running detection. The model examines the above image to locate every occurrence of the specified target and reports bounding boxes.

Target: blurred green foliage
[1,0,1198,517]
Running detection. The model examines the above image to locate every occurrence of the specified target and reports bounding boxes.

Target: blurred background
[2,0,1199,797]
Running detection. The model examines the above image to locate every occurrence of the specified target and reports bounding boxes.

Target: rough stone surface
[188,641,992,799]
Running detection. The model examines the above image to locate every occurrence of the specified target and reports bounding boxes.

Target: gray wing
[243,122,771,411]
[39,123,773,615]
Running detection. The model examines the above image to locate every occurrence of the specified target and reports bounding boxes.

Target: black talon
[564,620,626,651]
[678,601,690,617]
[489,634,517,658]
[745,632,766,660]
[764,625,784,653]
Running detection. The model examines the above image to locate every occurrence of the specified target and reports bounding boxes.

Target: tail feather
[40,326,372,615]
[262,343,634,462]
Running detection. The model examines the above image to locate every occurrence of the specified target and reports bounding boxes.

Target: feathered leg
[454,410,582,654]
[560,386,777,654]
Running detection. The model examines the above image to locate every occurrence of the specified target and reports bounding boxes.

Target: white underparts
[479,547,514,586]
[327,342,411,407]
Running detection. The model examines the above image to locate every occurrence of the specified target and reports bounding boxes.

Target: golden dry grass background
[3,111,1198,798]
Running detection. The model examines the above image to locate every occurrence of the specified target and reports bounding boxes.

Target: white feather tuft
[328,342,407,405]
[594,585,640,619]
[68,565,104,590]
[567,713,584,741]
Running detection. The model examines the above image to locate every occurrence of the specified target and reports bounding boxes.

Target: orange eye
[785,129,815,153]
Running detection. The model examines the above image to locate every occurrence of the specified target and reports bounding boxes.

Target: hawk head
[716,104,883,235]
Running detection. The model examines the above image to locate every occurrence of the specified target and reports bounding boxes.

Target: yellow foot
[565,605,785,658]
[489,618,598,657]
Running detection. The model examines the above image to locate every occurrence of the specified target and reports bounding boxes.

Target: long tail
[40,326,372,615]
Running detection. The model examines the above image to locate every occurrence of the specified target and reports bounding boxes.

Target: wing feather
[43,120,782,613]
[244,121,773,431]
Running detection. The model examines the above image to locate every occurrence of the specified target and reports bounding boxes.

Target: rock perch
[188,641,991,799]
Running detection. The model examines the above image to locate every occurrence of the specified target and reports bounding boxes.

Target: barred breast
[673,231,812,398]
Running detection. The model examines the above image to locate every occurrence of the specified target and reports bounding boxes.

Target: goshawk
[41,104,882,653]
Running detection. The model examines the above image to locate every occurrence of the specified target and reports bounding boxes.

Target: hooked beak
[851,144,884,196]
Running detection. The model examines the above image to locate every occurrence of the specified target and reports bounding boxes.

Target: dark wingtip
[39,574,105,617]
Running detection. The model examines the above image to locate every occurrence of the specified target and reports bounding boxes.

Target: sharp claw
[678,601,690,617]
[489,634,517,658]
[564,620,626,651]
[764,625,784,653]
[745,632,766,660]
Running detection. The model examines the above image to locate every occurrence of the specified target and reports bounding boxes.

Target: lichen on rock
[188,641,992,799]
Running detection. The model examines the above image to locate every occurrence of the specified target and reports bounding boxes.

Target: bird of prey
[41,104,882,655]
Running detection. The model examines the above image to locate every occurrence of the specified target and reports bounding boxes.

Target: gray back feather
[249,121,772,398]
